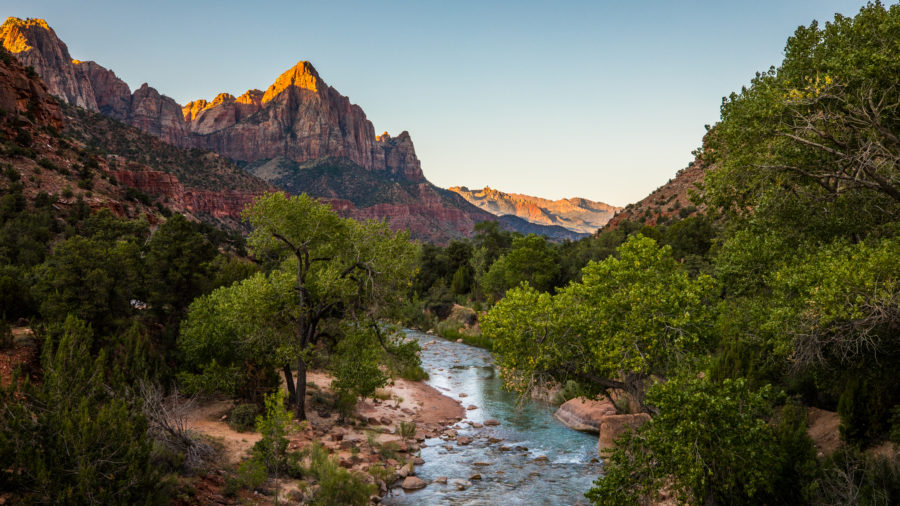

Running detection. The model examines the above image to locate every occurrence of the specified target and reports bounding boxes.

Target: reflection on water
[384,330,600,505]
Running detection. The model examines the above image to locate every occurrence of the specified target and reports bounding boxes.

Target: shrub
[228,403,259,432]
[0,319,12,349]
[224,458,267,496]
[305,443,375,505]
[0,316,165,503]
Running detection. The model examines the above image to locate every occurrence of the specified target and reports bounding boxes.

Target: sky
[2,0,878,206]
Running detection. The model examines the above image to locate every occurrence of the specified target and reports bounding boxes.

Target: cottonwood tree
[179,192,418,419]
[483,235,716,409]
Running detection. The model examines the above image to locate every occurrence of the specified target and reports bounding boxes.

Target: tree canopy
[179,192,420,419]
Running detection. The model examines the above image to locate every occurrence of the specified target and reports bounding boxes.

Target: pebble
[483,419,500,426]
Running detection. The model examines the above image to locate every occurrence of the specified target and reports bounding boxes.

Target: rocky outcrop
[0,18,98,110]
[0,47,62,129]
[597,414,651,453]
[553,398,618,432]
[112,169,263,222]
[0,18,425,182]
[449,186,620,234]
[554,397,650,453]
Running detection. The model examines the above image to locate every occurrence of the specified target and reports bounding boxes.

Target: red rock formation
[0,19,425,182]
[0,48,62,129]
[76,60,132,120]
[597,413,651,453]
[0,18,98,110]
[112,169,264,222]
[553,398,618,432]
[449,186,620,234]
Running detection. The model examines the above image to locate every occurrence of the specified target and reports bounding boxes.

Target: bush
[0,316,166,503]
[228,403,259,432]
[224,458,267,496]
[0,319,11,349]
[305,443,375,505]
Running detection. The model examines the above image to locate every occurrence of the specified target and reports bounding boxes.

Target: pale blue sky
[3,0,876,205]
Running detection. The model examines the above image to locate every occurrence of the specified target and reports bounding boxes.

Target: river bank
[385,329,601,505]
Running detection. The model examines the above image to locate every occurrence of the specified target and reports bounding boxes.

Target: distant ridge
[449,186,620,234]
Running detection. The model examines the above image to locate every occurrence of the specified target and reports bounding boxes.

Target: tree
[586,377,785,505]
[181,192,419,420]
[483,235,716,407]
[32,235,144,334]
[706,3,900,227]
[145,213,217,323]
[0,316,164,503]
[481,234,559,300]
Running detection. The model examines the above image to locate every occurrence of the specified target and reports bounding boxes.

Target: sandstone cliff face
[0,48,62,129]
[0,18,424,182]
[113,169,263,221]
[0,18,98,110]
[449,186,621,234]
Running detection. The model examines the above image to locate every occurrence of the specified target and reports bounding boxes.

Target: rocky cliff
[0,17,423,181]
[1,16,582,242]
[449,186,620,234]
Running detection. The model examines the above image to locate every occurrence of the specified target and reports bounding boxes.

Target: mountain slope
[602,157,707,230]
[449,186,619,234]
[2,17,562,243]
[0,44,272,230]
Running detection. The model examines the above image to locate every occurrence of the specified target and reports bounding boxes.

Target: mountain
[1,17,575,243]
[602,157,707,230]
[0,43,272,230]
[449,186,620,234]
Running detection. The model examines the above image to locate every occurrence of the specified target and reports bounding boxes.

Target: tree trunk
[294,355,307,421]
[283,365,296,405]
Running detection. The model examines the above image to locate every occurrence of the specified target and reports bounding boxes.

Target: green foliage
[304,442,375,506]
[178,270,295,401]
[252,390,294,474]
[485,235,715,401]
[587,377,782,505]
[32,234,144,333]
[481,234,560,300]
[224,458,267,496]
[229,403,260,433]
[818,448,900,505]
[0,316,164,504]
[330,324,389,402]
[0,319,11,349]
[397,420,417,441]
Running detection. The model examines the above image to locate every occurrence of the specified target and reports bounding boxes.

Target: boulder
[400,476,426,490]
[457,436,473,446]
[597,413,651,453]
[554,397,617,432]
[483,419,500,426]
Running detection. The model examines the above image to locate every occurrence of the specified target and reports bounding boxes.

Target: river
[384,329,601,505]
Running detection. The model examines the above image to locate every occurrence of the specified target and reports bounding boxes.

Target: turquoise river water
[384,329,601,505]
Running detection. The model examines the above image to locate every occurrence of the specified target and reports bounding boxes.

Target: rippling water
[384,329,600,505]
